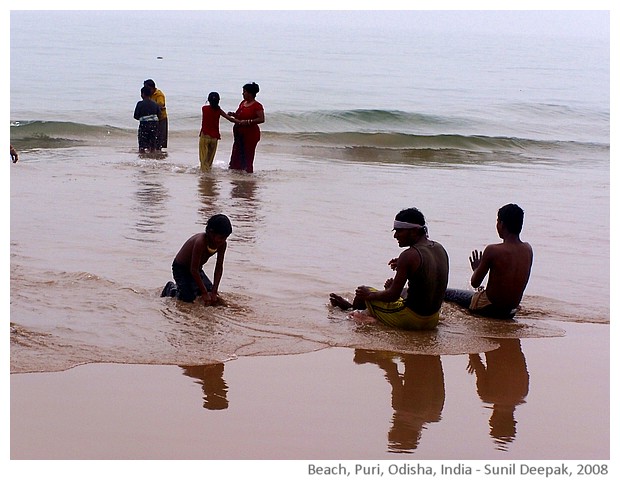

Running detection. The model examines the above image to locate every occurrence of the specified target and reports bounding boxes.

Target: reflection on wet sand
[354,350,445,453]
[180,363,229,410]
[466,338,530,450]
[175,343,530,452]
[353,339,530,453]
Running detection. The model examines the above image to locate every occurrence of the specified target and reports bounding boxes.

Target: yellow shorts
[365,296,439,331]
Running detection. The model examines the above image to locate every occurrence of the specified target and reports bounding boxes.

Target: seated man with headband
[330,207,449,330]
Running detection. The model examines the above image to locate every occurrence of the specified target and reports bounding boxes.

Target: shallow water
[10,141,608,372]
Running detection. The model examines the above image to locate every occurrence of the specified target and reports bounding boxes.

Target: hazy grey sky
[5,5,611,40]
[153,9,610,40]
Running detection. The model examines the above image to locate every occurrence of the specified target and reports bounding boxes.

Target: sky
[3,3,611,39]
[148,9,610,39]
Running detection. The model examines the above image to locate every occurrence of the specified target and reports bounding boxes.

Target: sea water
[10,10,610,372]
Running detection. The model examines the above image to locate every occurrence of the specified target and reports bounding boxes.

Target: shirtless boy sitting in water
[161,214,232,306]
[445,203,533,319]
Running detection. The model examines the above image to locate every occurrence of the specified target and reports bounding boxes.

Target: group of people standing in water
[133,79,264,174]
[199,82,264,174]
[133,79,168,153]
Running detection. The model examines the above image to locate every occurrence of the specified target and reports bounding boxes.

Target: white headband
[393,220,425,230]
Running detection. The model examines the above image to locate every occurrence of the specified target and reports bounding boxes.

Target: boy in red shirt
[199,92,237,171]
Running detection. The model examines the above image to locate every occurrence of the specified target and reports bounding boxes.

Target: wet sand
[10,320,609,462]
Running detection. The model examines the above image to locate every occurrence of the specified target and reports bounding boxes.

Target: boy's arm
[210,243,227,297]
[221,109,239,123]
[470,246,493,288]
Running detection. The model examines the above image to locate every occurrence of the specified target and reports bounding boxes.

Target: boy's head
[207,92,220,108]
[144,79,156,89]
[141,86,153,98]
[497,203,524,234]
[206,214,232,237]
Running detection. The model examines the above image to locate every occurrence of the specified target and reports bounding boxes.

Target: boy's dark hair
[498,203,524,234]
[141,86,153,97]
[144,79,156,89]
[395,207,427,234]
[243,82,260,96]
[208,92,220,108]
[206,214,232,236]
[395,207,426,225]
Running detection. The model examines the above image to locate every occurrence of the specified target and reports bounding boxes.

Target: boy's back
[484,240,533,309]
[134,98,160,119]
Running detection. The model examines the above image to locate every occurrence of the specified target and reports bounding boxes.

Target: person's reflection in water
[229,176,260,244]
[196,174,221,223]
[467,338,529,450]
[230,177,258,205]
[180,363,229,410]
[131,169,169,241]
[354,350,445,453]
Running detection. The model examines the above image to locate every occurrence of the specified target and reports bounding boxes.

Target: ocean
[9,9,610,461]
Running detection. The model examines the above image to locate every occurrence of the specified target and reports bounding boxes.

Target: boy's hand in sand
[200,292,213,306]
[202,291,224,306]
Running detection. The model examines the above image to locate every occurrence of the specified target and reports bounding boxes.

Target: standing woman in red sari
[228,82,265,173]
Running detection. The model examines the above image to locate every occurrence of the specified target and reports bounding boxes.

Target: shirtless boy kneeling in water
[161,214,232,306]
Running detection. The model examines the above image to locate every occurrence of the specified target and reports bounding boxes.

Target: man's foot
[329,293,353,310]
[161,281,177,297]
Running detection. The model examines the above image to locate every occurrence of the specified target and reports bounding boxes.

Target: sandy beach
[11,319,609,461]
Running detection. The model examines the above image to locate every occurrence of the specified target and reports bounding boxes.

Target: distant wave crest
[10,120,133,148]
[10,112,608,167]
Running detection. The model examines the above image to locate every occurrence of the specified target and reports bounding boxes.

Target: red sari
[229,100,263,173]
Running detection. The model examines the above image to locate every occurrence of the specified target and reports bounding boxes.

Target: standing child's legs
[199,134,219,171]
